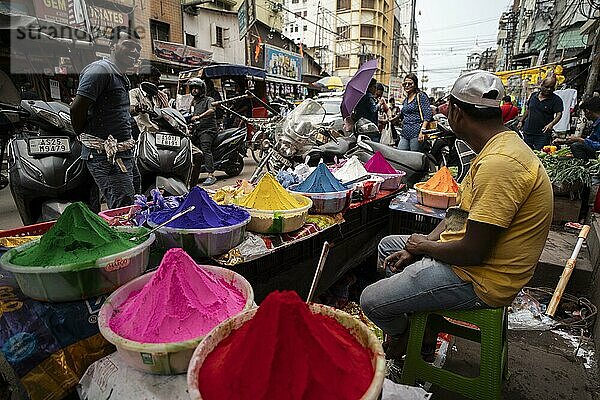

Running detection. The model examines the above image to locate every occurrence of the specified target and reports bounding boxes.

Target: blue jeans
[397,136,423,152]
[360,235,487,336]
[85,156,135,209]
[523,133,551,150]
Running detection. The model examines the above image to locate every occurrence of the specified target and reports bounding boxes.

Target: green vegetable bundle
[540,156,600,188]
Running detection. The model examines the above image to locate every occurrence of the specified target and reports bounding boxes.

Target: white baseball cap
[450,70,505,108]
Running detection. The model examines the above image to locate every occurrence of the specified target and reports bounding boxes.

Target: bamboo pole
[546,225,590,317]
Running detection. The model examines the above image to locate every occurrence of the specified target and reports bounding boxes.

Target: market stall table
[214,189,402,302]
[389,189,447,235]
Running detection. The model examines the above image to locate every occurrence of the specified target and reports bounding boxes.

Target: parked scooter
[135,82,192,196]
[2,99,99,225]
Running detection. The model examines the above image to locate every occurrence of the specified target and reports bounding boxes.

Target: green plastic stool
[400,307,508,400]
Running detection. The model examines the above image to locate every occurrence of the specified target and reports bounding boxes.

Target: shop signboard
[154,40,213,66]
[237,0,256,38]
[33,0,70,25]
[182,46,213,66]
[153,40,186,63]
[86,5,129,31]
[264,45,302,82]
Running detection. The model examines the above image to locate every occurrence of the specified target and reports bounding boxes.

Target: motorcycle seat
[360,140,430,171]
[318,137,355,156]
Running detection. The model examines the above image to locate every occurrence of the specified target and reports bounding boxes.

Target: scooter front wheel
[224,155,244,177]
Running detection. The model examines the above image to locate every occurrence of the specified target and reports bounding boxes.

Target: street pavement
[0,156,257,231]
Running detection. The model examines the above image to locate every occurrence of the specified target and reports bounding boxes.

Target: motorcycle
[250,98,340,183]
[2,99,99,225]
[135,82,193,196]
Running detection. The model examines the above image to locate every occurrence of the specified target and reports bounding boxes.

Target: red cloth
[501,103,520,124]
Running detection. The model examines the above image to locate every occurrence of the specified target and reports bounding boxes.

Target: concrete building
[182,1,246,65]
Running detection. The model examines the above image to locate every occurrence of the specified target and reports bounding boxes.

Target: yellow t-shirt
[440,131,553,307]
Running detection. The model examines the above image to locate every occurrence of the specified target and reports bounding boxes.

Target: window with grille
[337,0,350,10]
[336,55,349,68]
[361,0,375,8]
[150,20,170,42]
[360,25,375,38]
[215,26,224,47]
[337,26,350,40]
[185,33,196,47]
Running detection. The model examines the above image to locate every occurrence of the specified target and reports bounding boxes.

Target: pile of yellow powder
[239,173,304,210]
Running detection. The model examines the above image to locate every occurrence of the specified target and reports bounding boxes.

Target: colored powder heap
[149,186,249,229]
[199,291,374,400]
[109,248,246,343]
[364,151,398,174]
[11,202,145,268]
[239,173,303,210]
[421,166,459,193]
[333,156,369,182]
[293,163,348,193]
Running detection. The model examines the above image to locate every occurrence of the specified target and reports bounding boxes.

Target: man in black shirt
[517,77,563,150]
[189,78,218,186]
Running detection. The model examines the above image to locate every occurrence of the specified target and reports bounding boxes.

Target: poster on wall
[388,76,402,102]
[264,45,302,81]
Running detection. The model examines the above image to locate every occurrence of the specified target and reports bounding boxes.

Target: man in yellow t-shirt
[361,70,553,360]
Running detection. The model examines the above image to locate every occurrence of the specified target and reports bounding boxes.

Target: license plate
[28,137,70,155]
[155,133,181,148]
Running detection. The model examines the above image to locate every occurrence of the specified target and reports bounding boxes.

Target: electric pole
[515,0,526,57]
[408,0,416,73]
[584,23,600,99]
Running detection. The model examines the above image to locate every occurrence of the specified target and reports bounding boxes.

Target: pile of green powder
[11,202,147,268]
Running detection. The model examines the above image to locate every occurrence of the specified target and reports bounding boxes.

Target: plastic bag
[380,123,394,146]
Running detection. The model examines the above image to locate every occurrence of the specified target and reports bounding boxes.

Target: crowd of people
[352,70,599,163]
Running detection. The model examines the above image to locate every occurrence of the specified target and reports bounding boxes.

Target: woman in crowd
[397,73,433,152]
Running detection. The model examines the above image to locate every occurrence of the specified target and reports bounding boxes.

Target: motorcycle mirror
[140,82,159,97]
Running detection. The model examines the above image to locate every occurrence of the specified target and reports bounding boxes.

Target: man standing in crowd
[70,26,141,209]
[188,78,218,186]
[361,71,552,361]
[518,76,563,150]
[500,95,519,124]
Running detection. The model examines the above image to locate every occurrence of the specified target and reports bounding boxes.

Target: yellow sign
[495,64,565,86]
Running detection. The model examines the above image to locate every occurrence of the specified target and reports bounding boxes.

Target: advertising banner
[264,44,302,81]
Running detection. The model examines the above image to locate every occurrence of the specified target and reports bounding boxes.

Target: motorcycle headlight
[32,106,63,128]
[279,143,296,157]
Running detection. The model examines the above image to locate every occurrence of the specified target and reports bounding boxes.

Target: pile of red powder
[198,291,374,400]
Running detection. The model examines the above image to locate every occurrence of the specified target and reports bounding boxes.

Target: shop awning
[266,75,307,86]
[557,22,588,50]
[528,30,548,51]
[203,64,266,79]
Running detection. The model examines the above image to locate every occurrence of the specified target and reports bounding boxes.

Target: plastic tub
[0,227,155,302]
[99,205,138,226]
[98,265,255,375]
[147,216,251,258]
[241,194,313,234]
[187,303,386,400]
[352,176,384,199]
[372,170,406,190]
[415,182,458,209]
[289,187,353,214]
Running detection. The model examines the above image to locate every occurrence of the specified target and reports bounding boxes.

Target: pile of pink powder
[109,248,246,344]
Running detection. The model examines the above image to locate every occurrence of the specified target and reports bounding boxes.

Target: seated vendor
[360,70,553,361]
[553,97,600,160]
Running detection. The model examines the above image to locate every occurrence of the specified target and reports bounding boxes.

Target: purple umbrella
[340,59,378,118]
